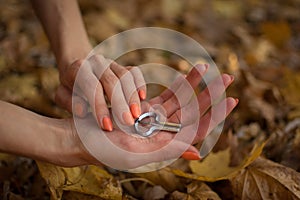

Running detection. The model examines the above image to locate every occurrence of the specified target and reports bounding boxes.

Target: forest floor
[0,0,300,199]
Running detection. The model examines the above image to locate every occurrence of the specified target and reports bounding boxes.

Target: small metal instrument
[134,112,181,137]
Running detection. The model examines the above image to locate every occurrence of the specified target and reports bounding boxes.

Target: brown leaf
[62,191,105,200]
[260,21,291,48]
[169,182,221,200]
[37,162,122,200]
[136,167,183,192]
[230,157,300,200]
[143,185,168,200]
[280,68,300,109]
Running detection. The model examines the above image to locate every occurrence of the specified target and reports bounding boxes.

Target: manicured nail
[230,75,235,81]
[138,90,146,100]
[102,117,113,131]
[195,64,207,73]
[122,111,135,125]
[130,103,141,118]
[235,98,239,104]
[181,151,201,160]
[74,103,83,117]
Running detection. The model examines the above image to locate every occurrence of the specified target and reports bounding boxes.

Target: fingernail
[181,151,201,160]
[230,75,235,81]
[74,103,83,117]
[138,90,146,100]
[235,98,239,104]
[122,111,135,125]
[102,117,113,131]
[195,64,207,73]
[130,103,141,118]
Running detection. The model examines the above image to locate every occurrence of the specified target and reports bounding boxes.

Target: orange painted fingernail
[130,103,141,118]
[181,151,201,160]
[122,111,135,125]
[138,90,146,100]
[102,117,113,131]
[74,103,84,117]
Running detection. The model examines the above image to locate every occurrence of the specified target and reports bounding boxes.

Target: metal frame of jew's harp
[134,112,181,137]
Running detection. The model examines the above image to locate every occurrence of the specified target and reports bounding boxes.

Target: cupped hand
[55,54,146,131]
[66,64,238,170]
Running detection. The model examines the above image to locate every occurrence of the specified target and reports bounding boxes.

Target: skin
[30,0,146,130]
[0,1,238,166]
[0,64,238,168]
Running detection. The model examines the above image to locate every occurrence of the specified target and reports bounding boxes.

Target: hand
[61,64,238,169]
[55,55,146,131]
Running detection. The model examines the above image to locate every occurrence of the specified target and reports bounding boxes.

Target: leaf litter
[1,0,300,199]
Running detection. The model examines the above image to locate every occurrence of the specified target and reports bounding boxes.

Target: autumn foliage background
[0,0,300,199]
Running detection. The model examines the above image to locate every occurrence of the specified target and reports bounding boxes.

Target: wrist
[51,118,102,167]
[47,118,88,167]
[57,44,92,74]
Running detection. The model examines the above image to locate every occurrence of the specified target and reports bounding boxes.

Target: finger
[194,97,239,142]
[162,64,208,117]
[111,63,141,119]
[181,148,201,160]
[99,67,134,125]
[157,64,208,104]
[95,82,113,131]
[60,59,83,90]
[55,85,88,117]
[129,66,147,100]
[75,65,112,130]
[198,74,234,116]
[87,55,134,126]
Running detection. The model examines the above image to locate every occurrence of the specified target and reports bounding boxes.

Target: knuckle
[101,70,118,84]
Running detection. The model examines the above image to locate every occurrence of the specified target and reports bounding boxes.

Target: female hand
[63,64,238,170]
[55,55,146,131]
[31,0,146,131]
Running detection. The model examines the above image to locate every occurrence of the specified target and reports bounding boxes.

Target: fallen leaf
[62,191,105,200]
[136,167,183,192]
[169,181,221,200]
[171,142,265,182]
[260,21,291,48]
[37,162,122,200]
[37,67,59,101]
[143,185,168,200]
[230,157,300,199]
[280,68,300,108]
[0,72,66,117]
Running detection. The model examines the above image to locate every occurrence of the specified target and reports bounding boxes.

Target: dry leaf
[169,182,221,200]
[230,157,300,200]
[0,71,66,117]
[260,21,291,48]
[137,167,183,192]
[37,67,60,101]
[171,142,265,182]
[37,162,122,200]
[280,68,300,108]
[62,191,105,200]
[143,185,168,200]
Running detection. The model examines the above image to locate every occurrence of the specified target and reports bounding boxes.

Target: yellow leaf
[230,157,300,199]
[37,162,122,200]
[171,142,266,182]
[170,182,221,200]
